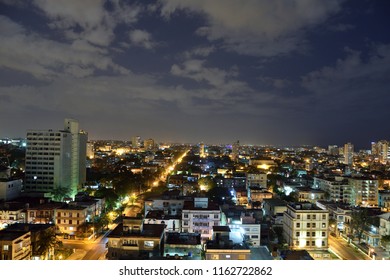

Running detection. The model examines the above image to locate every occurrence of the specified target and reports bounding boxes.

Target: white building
[182,197,221,241]
[283,203,329,251]
[344,142,354,166]
[24,119,87,199]
[0,178,22,201]
[348,177,378,206]
[313,176,351,203]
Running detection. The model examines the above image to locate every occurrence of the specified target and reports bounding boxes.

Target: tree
[198,176,216,192]
[381,235,390,250]
[35,228,59,260]
[350,208,369,243]
[51,186,72,202]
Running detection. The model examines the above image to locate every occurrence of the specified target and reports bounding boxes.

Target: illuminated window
[144,241,154,248]
[322,223,326,228]
[3,245,9,251]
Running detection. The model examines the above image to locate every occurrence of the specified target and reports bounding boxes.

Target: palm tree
[35,228,59,260]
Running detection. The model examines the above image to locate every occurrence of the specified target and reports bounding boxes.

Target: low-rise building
[164,232,202,259]
[106,217,166,259]
[144,210,181,232]
[0,202,26,228]
[26,201,64,224]
[262,198,287,225]
[297,187,326,203]
[248,187,273,205]
[55,204,89,238]
[0,230,31,260]
[0,178,23,201]
[205,226,251,260]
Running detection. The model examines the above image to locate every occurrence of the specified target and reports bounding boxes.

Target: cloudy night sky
[0,0,389,148]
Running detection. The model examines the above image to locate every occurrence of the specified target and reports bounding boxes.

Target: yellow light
[257,164,270,170]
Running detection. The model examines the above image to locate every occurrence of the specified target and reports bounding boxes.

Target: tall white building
[343,142,354,166]
[24,119,87,199]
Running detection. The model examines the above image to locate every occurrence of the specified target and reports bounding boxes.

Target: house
[106,217,166,259]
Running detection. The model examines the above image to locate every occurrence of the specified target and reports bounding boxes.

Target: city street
[328,235,371,260]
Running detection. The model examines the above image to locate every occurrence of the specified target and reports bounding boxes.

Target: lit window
[3,245,9,251]
[144,241,154,248]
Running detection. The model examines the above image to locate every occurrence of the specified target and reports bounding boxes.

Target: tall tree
[350,208,369,243]
[35,228,59,260]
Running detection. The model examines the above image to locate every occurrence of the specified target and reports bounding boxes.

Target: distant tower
[131,136,141,149]
[144,138,155,151]
[199,143,205,158]
[343,142,354,166]
[232,140,240,162]
[377,140,389,164]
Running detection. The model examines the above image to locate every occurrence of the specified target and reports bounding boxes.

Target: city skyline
[1,1,390,147]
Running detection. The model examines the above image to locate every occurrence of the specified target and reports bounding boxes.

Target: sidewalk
[341,235,390,260]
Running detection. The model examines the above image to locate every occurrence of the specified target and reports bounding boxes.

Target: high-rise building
[131,136,141,149]
[231,140,239,162]
[24,119,87,199]
[343,142,354,166]
[377,140,389,164]
[199,142,205,158]
[86,142,94,159]
[144,138,155,151]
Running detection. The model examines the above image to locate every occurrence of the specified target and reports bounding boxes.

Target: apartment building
[106,217,166,259]
[181,197,221,241]
[0,230,31,260]
[24,119,87,199]
[348,177,378,206]
[283,203,329,251]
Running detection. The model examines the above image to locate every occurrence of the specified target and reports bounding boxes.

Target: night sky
[1,0,389,148]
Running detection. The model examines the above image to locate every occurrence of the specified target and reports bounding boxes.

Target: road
[63,228,115,260]
[328,235,371,260]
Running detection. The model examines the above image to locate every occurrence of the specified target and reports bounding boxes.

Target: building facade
[24,119,87,199]
[283,203,329,251]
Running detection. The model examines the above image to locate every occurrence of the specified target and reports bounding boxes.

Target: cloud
[0,16,129,80]
[259,76,291,89]
[159,0,344,56]
[170,59,248,92]
[129,29,156,49]
[302,44,390,112]
[32,0,141,47]
[183,46,216,58]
